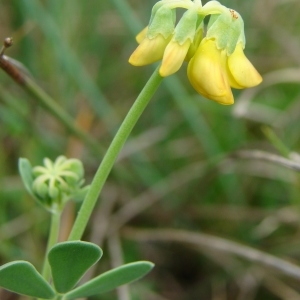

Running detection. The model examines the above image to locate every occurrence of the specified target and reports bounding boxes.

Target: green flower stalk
[19,156,90,280]
[129,0,262,105]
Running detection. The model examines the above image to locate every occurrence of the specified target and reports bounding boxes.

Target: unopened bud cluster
[129,0,262,105]
[20,156,89,213]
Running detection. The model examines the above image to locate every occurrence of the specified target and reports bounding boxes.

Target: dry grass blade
[231,150,300,172]
[123,227,300,281]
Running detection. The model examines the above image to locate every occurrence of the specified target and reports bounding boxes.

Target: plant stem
[68,66,163,241]
[261,126,290,158]
[41,211,61,281]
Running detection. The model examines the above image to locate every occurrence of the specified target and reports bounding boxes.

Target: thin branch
[122,227,300,281]
[263,275,300,300]
[230,150,300,172]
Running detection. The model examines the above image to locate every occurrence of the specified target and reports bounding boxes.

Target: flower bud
[129,5,175,66]
[159,9,199,76]
[160,39,191,77]
[129,34,171,66]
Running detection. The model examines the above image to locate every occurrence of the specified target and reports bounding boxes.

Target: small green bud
[34,181,49,199]
[48,181,60,199]
[60,159,84,187]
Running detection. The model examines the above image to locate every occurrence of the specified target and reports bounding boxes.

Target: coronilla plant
[0,1,263,299]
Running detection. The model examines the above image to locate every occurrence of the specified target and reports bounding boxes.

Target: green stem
[261,126,290,158]
[41,211,61,280]
[68,66,163,241]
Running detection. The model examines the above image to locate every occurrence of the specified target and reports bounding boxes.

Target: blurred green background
[1,0,300,299]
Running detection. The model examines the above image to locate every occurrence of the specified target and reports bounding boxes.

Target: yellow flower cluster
[187,39,262,105]
[129,1,262,105]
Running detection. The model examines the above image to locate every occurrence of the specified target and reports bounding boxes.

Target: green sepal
[147,5,175,39]
[149,1,165,25]
[48,241,103,293]
[19,158,55,210]
[207,13,219,30]
[0,261,55,299]
[63,261,154,299]
[173,9,200,45]
[201,0,228,16]
[18,158,34,197]
[206,9,245,55]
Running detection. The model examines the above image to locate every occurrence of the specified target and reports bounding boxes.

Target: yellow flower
[188,39,234,105]
[227,42,262,89]
[187,39,262,105]
[128,2,263,106]
[129,34,171,66]
[159,39,191,77]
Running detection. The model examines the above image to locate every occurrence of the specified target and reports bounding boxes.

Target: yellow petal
[225,55,244,89]
[129,34,170,66]
[159,39,191,77]
[187,39,234,105]
[136,26,148,44]
[227,43,262,88]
